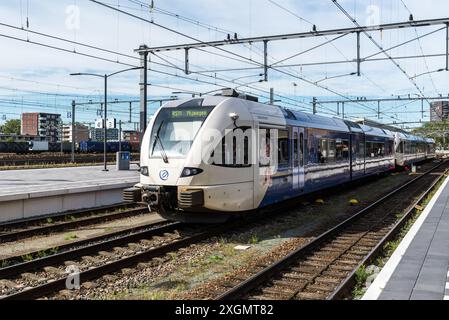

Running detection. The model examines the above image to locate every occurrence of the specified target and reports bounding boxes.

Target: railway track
[1,161,443,300]
[217,160,448,300]
[0,219,229,300]
[0,153,140,167]
[0,204,147,243]
[0,156,116,166]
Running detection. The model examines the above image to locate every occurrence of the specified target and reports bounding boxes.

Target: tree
[1,119,21,135]
[412,120,449,149]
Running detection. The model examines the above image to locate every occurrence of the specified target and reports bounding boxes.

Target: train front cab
[359,125,395,175]
[394,133,427,167]
[425,138,436,159]
[138,96,265,222]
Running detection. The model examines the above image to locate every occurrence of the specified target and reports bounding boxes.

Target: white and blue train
[133,89,436,223]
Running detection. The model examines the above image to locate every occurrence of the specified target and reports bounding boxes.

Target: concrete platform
[0,165,139,223]
[363,175,449,300]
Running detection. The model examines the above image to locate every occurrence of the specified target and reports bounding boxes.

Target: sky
[1,0,449,130]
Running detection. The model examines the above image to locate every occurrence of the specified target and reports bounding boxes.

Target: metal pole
[337,102,340,115]
[421,98,424,120]
[445,23,449,71]
[129,102,132,123]
[263,40,268,82]
[60,123,63,154]
[185,48,189,75]
[377,100,380,119]
[103,75,108,172]
[270,88,274,105]
[139,45,149,149]
[119,120,122,152]
[71,100,75,163]
[342,102,345,119]
[312,97,317,114]
[356,31,361,76]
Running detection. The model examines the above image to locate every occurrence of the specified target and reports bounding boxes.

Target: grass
[46,217,54,224]
[352,265,370,298]
[248,234,260,245]
[21,254,33,262]
[208,254,223,263]
[144,290,168,300]
[1,259,10,268]
[64,232,78,241]
[37,250,49,258]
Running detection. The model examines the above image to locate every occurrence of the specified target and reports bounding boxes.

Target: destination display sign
[170,109,211,119]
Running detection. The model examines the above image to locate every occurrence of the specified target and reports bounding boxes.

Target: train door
[292,127,305,192]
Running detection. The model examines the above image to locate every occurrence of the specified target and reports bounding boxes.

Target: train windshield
[150,107,214,158]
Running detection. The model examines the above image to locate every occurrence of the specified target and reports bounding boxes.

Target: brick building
[21,113,61,143]
[430,101,449,122]
[62,124,90,144]
[122,130,140,143]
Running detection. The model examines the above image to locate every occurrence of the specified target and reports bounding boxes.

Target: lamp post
[70,66,142,172]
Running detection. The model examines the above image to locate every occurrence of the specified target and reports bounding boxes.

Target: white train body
[136,92,436,222]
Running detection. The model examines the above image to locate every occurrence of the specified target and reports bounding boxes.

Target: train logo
[159,170,169,181]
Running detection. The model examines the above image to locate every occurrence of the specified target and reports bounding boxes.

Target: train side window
[366,142,385,158]
[259,128,271,168]
[211,128,251,168]
[336,139,349,161]
[328,139,336,163]
[388,141,394,156]
[318,138,335,163]
[319,139,328,163]
[398,141,404,154]
[358,141,365,160]
[300,132,304,167]
[278,130,289,168]
[293,132,299,167]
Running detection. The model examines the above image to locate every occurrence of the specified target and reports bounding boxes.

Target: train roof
[160,97,431,143]
[283,109,350,132]
[395,132,429,142]
[162,96,229,109]
[359,124,394,139]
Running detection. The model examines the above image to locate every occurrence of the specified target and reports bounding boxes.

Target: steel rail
[0,221,179,279]
[217,161,447,300]
[328,167,448,300]
[0,224,225,300]
[0,206,148,243]
[0,203,134,229]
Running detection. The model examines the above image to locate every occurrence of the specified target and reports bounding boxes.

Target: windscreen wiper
[151,120,169,164]
[155,134,169,164]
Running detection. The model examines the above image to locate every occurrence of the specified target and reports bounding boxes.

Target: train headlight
[181,167,204,178]
[140,166,149,176]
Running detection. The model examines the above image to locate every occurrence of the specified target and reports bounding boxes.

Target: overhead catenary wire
[331,0,432,104]
[0,21,313,113]
[399,0,439,95]
[3,1,441,124]
[90,0,402,121]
